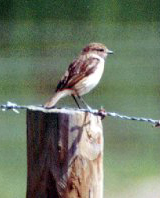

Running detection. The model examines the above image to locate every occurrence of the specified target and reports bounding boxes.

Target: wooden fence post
[26,108,103,198]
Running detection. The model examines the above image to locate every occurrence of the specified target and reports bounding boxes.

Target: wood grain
[26,108,103,198]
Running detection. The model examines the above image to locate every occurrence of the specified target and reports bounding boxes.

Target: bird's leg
[72,95,81,109]
[77,95,92,111]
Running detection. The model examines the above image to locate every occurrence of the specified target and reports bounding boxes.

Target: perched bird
[44,43,113,109]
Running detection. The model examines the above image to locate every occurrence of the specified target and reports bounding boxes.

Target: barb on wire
[0,101,160,127]
[94,108,160,127]
[0,101,28,113]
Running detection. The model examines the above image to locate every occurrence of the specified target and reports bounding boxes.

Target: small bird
[44,43,113,109]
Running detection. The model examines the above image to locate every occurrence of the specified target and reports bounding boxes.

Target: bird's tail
[44,89,72,108]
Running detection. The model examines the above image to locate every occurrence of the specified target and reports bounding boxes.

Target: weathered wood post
[26,107,103,198]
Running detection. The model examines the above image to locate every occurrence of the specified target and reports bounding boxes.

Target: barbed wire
[0,101,160,127]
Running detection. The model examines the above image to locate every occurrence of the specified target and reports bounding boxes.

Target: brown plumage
[44,43,113,108]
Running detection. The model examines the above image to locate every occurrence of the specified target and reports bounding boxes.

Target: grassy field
[0,21,160,197]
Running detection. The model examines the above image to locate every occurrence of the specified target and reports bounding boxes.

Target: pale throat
[86,53,105,63]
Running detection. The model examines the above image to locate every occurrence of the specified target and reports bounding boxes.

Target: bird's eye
[98,49,104,52]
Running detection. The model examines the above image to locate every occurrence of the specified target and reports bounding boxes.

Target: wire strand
[0,101,160,127]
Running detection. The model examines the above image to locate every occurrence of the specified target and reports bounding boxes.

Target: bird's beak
[107,50,114,54]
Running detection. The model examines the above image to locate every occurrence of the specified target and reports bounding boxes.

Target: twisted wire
[0,101,159,127]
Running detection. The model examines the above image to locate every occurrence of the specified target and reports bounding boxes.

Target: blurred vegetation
[0,0,160,21]
[0,1,160,197]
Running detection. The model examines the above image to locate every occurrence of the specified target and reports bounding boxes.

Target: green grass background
[0,1,160,197]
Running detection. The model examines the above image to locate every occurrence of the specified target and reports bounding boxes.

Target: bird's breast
[74,59,105,96]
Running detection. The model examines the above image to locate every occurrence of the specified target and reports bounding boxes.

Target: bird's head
[82,43,113,59]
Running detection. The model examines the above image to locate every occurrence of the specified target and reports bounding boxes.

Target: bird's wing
[56,57,100,92]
